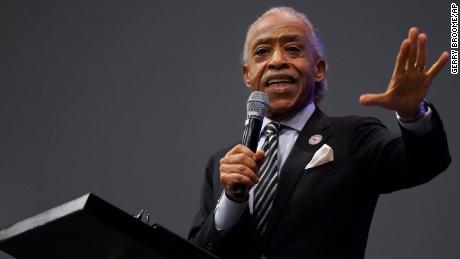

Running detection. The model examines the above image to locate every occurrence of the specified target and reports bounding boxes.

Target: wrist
[396,100,428,123]
[225,190,249,203]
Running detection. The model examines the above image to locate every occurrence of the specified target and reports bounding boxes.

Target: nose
[268,48,288,70]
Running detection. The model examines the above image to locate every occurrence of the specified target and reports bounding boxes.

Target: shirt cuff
[397,106,433,135]
[214,192,247,234]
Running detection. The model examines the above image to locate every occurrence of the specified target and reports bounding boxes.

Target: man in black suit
[189,7,451,259]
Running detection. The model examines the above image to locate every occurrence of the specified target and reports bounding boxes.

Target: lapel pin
[308,134,322,145]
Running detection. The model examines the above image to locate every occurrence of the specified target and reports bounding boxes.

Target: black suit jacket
[189,105,451,259]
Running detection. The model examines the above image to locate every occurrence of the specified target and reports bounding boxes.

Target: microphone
[234,91,270,199]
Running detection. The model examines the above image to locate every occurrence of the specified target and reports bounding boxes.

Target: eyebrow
[252,34,304,49]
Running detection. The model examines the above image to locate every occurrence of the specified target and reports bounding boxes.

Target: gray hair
[242,7,328,102]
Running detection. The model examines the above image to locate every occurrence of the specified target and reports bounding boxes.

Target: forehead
[247,12,311,46]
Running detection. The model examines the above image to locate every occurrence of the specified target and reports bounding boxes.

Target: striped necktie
[253,122,281,236]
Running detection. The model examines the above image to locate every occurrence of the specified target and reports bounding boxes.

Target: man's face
[243,12,325,120]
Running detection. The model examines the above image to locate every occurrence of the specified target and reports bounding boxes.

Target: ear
[313,58,326,82]
[242,64,252,89]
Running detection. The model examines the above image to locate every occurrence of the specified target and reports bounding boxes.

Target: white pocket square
[305,144,334,169]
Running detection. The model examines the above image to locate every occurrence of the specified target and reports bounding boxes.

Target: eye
[254,47,270,57]
[286,45,302,54]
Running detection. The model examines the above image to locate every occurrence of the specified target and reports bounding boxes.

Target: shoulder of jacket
[329,115,385,129]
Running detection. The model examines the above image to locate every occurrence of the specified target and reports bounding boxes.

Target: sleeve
[188,156,223,252]
[397,106,433,135]
[351,103,451,194]
[188,152,254,257]
[214,192,248,233]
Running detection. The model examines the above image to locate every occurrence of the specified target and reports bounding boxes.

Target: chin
[267,105,296,120]
[269,99,311,119]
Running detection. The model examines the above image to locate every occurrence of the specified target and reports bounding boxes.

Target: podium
[0,193,219,259]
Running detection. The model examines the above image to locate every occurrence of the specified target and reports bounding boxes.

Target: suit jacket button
[205,242,213,251]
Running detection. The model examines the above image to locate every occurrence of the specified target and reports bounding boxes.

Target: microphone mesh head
[247,91,269,118]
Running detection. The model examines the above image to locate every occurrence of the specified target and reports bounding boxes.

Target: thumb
[359,93,386,106]
[255,150,265,168]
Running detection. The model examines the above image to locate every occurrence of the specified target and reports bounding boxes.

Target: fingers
[394,27,446,77]
[222,150,259,173]
[220,164,259,185]
[394,39,411,75]
[220,144,263,201]
[426,51,449,78]
[359,93,386,106]
[224,144,265,171]
[415,33,427,71]
[398,27,427,73]
[407,27,418,69]
[225,144,256,160]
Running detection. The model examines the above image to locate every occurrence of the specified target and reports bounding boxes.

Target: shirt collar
[261,102,316,133]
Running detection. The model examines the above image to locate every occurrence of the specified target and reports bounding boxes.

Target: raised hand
[359,27,449,118]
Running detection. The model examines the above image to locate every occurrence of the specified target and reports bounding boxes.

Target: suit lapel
[262,108,331,243]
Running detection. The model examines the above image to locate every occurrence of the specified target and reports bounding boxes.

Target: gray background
[1,0,458,258]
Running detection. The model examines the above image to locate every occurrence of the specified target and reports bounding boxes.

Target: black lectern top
[0,193,219,259]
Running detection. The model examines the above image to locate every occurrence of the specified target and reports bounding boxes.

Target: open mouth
[264,75,298,89]
[265,78,297,86]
